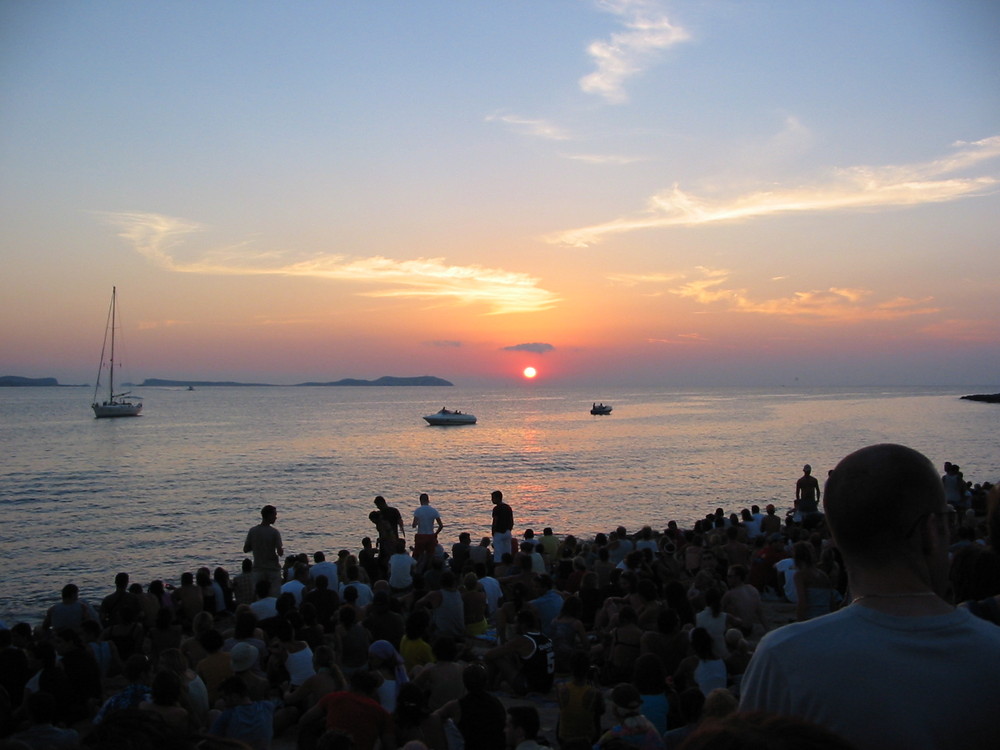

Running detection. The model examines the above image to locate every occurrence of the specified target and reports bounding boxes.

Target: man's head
[491,490,503,504]
[374,495,387,509]
[261,505,277,523]
[803,464,812,474]
[419,493,429,505]
[824,443,948,569]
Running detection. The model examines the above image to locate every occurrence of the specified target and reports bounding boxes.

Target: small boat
[186,385,195,391]
[423,407,477,426]
[91,287,143,418]
[590,402,613,415]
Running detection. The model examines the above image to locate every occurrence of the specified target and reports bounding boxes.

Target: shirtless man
[244,505,283,596]
[721,565,767,635]
[795,464,822,523]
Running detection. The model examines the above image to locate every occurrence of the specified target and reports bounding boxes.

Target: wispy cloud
[502,342,556,353]
[665,267,940,323]
[580,0,690,104]
[623,266,941,324]
[102,212,559,315]
[607,271,685,285]
[485,112,573,141]
[560,152,644,165]
[648,333,709,345]
[545,136,1000,247]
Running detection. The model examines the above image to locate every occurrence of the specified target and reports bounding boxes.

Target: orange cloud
[101,212,559,315]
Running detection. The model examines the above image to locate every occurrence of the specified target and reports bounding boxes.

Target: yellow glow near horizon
[523,367,538,379]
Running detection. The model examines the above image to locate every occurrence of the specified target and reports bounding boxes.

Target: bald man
[740,443,1000,750]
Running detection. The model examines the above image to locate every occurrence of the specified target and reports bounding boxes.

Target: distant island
[297,376,452,387]
[0,375,85,387]
[961,393,1000,404]
[141,375,453,387]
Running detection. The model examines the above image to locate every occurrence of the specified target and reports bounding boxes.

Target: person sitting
[208,675,276,750]
[594,683,665,750]
[674,627,727,697]
[792,541,838,621]
[42,584,95,636]
[506,704,545,750]
[299,669,395,750]
[9,691,81,749]
[370,640,409,714]
[138,669,191,734]
[411,636,464,711]
[195,628,233,706]
[400,609,435,675]
[432,664,506,750]
[555,650,604,747]
[483,609,554,696]
[93,653,152,725]
[632,652,670,735]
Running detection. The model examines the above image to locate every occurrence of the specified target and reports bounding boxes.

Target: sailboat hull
[92,401,142,418]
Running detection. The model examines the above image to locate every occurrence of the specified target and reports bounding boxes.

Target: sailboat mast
[109,286,116,400]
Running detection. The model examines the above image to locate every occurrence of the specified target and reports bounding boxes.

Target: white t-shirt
[740,604,1000,750]
[412,504,442,534]
[774,558,798,602]
[388,553,416,589]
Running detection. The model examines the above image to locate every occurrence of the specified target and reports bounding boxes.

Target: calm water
[2,384,997,624]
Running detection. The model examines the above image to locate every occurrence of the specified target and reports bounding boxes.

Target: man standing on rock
[412,492,444,561]
[795,464,822,526]
[244,505,283,596]
[370,495,405,576]
[491,490,514,563]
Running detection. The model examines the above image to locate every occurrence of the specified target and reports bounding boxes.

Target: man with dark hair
[309,550,340,590]
[43,583,95,635]
[740,443,1000,750]
[491,490,514,562]
[370,495,405,576]
[412,492,444,560]
[300,669,395,750]
[100,572,139,627]
[244,505,283,596]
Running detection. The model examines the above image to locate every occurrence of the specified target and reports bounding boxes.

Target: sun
[522,366,538,379]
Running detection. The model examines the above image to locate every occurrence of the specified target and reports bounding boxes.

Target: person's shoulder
[757,607,853,648]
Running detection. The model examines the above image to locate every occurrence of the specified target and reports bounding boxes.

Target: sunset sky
[2,1,998,387]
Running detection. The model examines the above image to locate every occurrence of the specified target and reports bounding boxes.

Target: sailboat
[91,287,143,418]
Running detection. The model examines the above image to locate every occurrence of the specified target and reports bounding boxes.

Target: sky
[2,0,998,387]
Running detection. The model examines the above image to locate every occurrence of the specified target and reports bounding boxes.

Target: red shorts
[413,533,438,556]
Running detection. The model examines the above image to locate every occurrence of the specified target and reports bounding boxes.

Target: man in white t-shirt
[412,493,444,560]
[308,551,339,590]
[741,443,1000,750]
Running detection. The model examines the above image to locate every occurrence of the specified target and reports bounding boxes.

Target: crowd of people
[1,445,998,750]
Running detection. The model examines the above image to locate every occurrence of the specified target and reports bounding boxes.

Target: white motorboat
[91,287,143,418]
[423,407,477,425]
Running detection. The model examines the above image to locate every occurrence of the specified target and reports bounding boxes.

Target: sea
[2,383,997,625]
